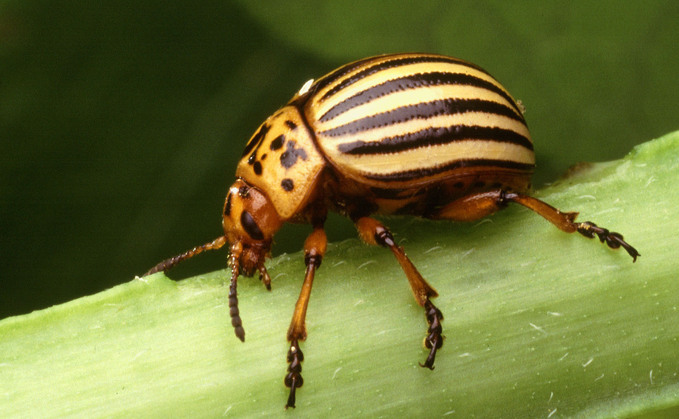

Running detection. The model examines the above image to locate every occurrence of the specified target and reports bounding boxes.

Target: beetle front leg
[355,217,444,370]
[285,226,327,409]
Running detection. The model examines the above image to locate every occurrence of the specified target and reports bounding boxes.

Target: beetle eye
[238,186,250,197]
[240,211,264,240]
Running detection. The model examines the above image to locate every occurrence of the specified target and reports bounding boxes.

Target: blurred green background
[1,1,677,318]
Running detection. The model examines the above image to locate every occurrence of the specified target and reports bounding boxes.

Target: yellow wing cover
[303,53,535,190]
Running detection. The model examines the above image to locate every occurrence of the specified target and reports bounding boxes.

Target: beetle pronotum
[144,53,639,408]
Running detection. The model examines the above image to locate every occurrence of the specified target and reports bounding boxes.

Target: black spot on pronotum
[280,141,308,169]
[242,123,270,157]
[241,211,264,241]
[285,120,297,130]
[270,135,285,151]
[253,161,262,175]
[224,192,233,216]
[281,178,294,191]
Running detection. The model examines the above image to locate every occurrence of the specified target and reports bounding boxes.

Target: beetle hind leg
[502,192,639,260]
[434,189,639,261]
[355,217,444,370]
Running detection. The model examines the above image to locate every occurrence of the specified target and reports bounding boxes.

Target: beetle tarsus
[285,376,298,409]
[576,221,640,262]
[284,339,304,409]
[419,298,444,370]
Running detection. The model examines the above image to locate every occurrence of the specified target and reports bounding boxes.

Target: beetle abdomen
[304,53,535,190]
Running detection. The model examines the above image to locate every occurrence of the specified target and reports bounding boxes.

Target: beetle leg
[285,226,327,409]
[505,193,639,261]
[434,190,639,261]
[355,217,444,370]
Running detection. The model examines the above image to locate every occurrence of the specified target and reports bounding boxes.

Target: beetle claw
[284,339,304,409]
[576,222,640,262]
[420,299,444,370]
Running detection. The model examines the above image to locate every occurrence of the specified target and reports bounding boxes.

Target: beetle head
[222,179,283,278]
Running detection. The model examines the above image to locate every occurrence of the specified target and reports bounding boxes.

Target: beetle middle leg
[355,217,444,370]
[434,189,639,261]
[285,225,327,409]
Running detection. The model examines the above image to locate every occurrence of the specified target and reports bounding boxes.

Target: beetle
[144,53,639,408]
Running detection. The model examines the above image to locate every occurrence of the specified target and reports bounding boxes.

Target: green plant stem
[2,132,679,417]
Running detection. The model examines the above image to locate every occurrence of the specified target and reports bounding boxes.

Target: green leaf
[2,132,678,417]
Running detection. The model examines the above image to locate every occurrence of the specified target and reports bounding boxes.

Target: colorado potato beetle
[144,53,639,408]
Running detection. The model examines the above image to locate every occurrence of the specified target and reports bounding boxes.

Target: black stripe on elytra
[319,55,488,104]
[319,72,520,123]
[320,99,524,138]
[364,159,535,182]
[337,125,533,155]
[311,56,388,98]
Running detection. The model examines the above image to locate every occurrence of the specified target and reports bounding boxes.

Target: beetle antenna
[143,236,227,276]
[228,249,245,341]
